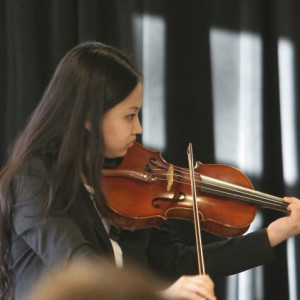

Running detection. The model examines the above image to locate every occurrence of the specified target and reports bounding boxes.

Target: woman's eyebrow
[128,106,141,111]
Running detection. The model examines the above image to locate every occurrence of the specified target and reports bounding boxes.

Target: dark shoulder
[15,155,55,178]
[11,156,56,197]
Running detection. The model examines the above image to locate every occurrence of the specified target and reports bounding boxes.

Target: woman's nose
[133,118,142,135]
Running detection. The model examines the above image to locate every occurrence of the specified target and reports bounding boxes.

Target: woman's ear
[84,118,92,132]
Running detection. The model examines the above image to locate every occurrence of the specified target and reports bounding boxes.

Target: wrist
[266,225,289,247]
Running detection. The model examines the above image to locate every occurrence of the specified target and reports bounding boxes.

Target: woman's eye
[127,114,135,120]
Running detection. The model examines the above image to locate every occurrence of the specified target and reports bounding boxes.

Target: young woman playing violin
[0,41,300,300]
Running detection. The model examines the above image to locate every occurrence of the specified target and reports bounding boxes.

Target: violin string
[148,167,287,210]
[152,165,284,203]
[152,175,287,210]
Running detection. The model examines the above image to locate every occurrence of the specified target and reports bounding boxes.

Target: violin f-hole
[152,192,185,208]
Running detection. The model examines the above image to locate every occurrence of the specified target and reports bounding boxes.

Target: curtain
[1,1,299,299]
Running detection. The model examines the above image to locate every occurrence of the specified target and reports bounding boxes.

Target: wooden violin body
[102,142,287,237]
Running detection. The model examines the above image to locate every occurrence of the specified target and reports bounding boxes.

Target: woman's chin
[105,149,127,158]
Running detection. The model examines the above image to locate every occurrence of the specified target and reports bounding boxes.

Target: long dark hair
[0,41,141,299]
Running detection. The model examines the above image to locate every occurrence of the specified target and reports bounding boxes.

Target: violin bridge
[166,164,174,191]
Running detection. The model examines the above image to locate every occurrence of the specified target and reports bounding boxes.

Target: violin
[102,142,288,237]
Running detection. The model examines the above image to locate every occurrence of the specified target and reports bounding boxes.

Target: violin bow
[187,143,205,274]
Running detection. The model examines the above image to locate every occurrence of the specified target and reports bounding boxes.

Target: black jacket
[11,157,276,300]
